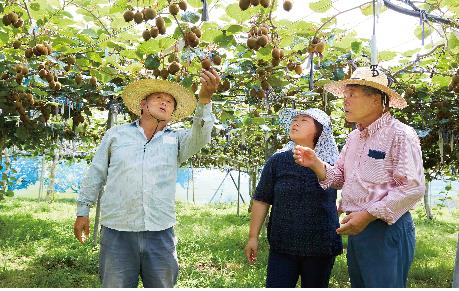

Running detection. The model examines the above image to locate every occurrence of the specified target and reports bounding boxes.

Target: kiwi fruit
[16,73,23,85]
[142,29,151,41]
[150,26,159,38]
[259,27,269,35]
[261,80,270,90]
[158,25,166,35]
[169,4,180,16]
[45,43,53,54]
[294,64,303,75]
[179,1,188,11]
[13,40,21,49]
[75,74,83,85]
[201,58,211,70]
[287,62,296,71]
[239,0,251,10]
[272,48,281,59]
[21,66,29,75]
[67,55,76,65]
[191,26,202,38]
[90,76,97,86]
[156,16,165,29]
[283,0,293,11]
[153,68,161,78]
[247,37,257,49]
[168,61,181,74]
[123,10,135,22]
[144,7,157,20]
[260,0,270,8]
[8,12,19,25]
[2,14,11,26]
[316,41,325,54]
[25,48,33,58]
[53,82,62,91]
[160,68,169,80]
[12,18,23,28]
[271,58,280,66]
[134,11,144,24]
[36,44,48,56]
[213,55,222,66]
[257,35,268,47]
[39,69,48,78]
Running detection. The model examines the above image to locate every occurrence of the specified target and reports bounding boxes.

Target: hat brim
[122,79,196,121]
[324,79,407,109]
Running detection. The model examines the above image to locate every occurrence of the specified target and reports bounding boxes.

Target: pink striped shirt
[320,112,425,224]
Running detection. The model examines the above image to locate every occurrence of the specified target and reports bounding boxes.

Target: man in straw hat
[73,69,220,287]
[293,66,425,287]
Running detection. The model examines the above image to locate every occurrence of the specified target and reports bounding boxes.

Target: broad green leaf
[402,48,421,57]
[181,11,200,23]
[225,3,252,23]
[30,2,40,11]
[360,3,387,16]
[121,49,140,60]
[378,50,397,61]
[309,0,332,13]
[88,52,102,63]
[77,34,94,44]
[225,24,244,34]
[431,75,450,87]
[0,32,8,45]
[144,54,161,69]
[351,41,362,53]
[414,25,432,40]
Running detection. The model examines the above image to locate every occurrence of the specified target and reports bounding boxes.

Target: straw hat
[324,66,407,109]
[122,79,196,121]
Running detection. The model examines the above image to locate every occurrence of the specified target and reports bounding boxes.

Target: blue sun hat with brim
[278,108,339,165]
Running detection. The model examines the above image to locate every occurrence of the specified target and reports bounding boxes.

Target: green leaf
[309,0,332,13]
[144,54,161,70]
[88,52,102,63]
[414,25,432,40]
[351,41,362,53]
[378,50,397,61]
[0,32,8,45]
[109,0,128,13]
[77,34,94,44]
[225,3,252,22]
[120,49,140,60]
[30,2,40,11]
[181,11,200,23]
[360,3,387,16]
[431,75,450,87]
[225,24,244,34]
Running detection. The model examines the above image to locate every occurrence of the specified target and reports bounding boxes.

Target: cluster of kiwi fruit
[152,53,182,79]
[239,0,271,10]
[24,43,53,58]
[307,37,325,56]
[37,64,62,91]
[169,1,188,15]
[287,61,303,75]
[13,64,29,85]
[2,11,24,28]
[185,26,202,48]
[448,72,459,93]
[271,47,285,66]
[72,110,85,127]
[246,25,270,50]
[123,7,157,23]
[142,16,167,40]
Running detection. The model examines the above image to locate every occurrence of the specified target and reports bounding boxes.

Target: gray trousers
[99,226,179,288]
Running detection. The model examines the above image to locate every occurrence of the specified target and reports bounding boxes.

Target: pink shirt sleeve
[367,130,426,224]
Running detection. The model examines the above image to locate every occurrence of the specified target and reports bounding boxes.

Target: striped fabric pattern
[320,112,426,225]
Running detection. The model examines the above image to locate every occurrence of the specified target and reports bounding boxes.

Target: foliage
[0,197,458,287]
[0,0,458,188]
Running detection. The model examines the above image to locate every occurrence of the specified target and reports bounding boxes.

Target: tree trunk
[0,147,6,201]
[453,233,459,287]
[424,180,433,220]
[247,169,257,213]
[93,105,115,246]
[46,148,60,202]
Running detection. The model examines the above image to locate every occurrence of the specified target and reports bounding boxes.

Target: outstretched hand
[198,68,220,103]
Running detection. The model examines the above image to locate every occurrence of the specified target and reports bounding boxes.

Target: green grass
[0,197,458,287]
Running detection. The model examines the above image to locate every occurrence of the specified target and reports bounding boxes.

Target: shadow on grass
[0,211,100,287]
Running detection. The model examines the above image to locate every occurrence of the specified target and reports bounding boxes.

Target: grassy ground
[0,197,458,287]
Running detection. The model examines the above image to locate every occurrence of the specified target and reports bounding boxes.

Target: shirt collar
[132,119,172,132]
[357,112,392,139]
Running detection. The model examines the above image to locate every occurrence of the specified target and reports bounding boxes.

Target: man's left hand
[198,68,220,104]
[336,210,377,236]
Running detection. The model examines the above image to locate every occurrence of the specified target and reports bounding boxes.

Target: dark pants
[347,212,416,287]
[99,226,179,288]
[266,249,336,288]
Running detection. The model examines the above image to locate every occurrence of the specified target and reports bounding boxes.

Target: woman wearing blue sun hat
[244,107,343,288]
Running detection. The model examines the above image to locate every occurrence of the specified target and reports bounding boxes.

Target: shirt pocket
[359,152,390,184]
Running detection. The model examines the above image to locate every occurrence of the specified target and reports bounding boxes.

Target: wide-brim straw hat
[122,79,196,122]
[324,66,407,109]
